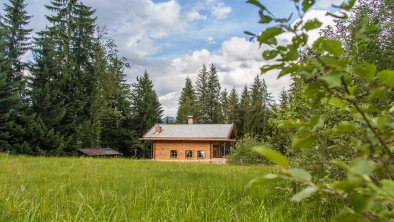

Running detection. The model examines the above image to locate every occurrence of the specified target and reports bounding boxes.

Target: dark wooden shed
[78,148,123,157]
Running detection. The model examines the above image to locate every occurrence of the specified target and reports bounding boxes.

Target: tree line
[176,64,275,140]
[0,0,162,157]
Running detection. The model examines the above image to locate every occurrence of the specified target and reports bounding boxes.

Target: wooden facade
[152,141,230,160]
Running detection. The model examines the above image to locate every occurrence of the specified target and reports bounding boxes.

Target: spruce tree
[279,88,289,110]
[245,75,272,139]
[261,78,273,138]
[228,87,240,131]
[0,0,35,154]
[97,32,136,156]
[0,71,17,151]
[39,0,98,149]
[220,89,229,123]
[195,65,209,123]
[238,85,250,137]
[131,71,163,157]
[206,64,222,123]
[176,77,197,123]
[29,33,66,154]
[246,75,265,137]
[1,0,32,93]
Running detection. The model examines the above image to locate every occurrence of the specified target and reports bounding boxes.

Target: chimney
[154,124,162,134]
[187,116,194,125]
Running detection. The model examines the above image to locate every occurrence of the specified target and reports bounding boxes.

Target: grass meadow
[0,154,337,221]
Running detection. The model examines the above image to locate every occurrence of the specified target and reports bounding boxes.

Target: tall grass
[0,154,337,221]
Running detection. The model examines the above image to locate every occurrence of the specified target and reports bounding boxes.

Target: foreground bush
[247,0,394,220]
[227,135,268,165]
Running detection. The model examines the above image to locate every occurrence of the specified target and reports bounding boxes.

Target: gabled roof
[78,148,123,157]
[142,124,236,141]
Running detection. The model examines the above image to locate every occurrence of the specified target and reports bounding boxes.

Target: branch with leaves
[246,0,394,220]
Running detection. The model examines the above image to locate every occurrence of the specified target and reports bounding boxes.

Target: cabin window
[197,150,205,159]
[185,150,193,158]
[170,150,178,158]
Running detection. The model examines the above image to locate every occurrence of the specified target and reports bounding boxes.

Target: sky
[1,0,343,117]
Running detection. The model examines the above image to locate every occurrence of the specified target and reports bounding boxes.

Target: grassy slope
[0,154,336,221]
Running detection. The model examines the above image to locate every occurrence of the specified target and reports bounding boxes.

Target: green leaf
[298,70,314,80]
[288,168,312,181]
[305,82,320,97]
[331,180,364,192]
[261,64,283,73]
[244,31,257,37]
[274,16,292,23]
[349,158,376,176]
[292,33,308,46]
[377,70,394,87]
[321,71,343,87]
[303,19,322,31]
[375,115,389,130]
[323,39,344,56]
[258,27,283,45]
[319,55,341,67]
[309,115,325,130]
[353,63,376,82]
[333,0,356,10]
[302,0,315,12]
[349,192,373,213]
[315,39,344,56]
[259,15,273,23]
[291,186,318,202]
[292,132,316,149]
[246,0,266,10]
[253,146,289,169]
[282,46,299,61]
[381,179,394,198]
[262,50,278,60]
[333,121,358,134]
[279,64,301,77]
[247,174,280,187]
[369,87,387,99]
[328,97,346,109]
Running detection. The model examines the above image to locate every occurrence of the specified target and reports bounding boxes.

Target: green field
[0,154,336,221]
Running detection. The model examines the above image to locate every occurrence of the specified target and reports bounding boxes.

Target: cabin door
[213,144,221,158]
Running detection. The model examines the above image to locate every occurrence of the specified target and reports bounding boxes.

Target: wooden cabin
[142,116,236,161]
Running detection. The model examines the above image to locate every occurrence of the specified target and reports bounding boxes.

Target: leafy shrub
[227,135,268,165]
[246,0,394,220]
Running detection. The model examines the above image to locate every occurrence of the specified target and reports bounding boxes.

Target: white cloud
[83,0,187,59]
[211,2,232,19]
[186,10,207,22]
[127,36,157,57]
[222,37,262,61]
[90,0,185,39]
[159,92,180,116]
